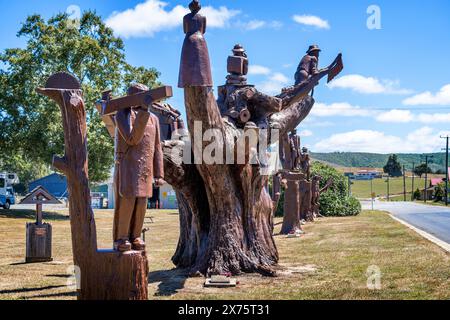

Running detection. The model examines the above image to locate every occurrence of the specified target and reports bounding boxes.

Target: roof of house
[430,178,444,186]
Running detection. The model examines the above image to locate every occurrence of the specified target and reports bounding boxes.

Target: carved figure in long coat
[178,0,213,88]
[113,83,165,252]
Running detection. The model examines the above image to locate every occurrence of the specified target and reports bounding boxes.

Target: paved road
[362,201,450,244]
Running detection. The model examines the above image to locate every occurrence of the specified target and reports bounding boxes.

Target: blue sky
[2,0,450,154]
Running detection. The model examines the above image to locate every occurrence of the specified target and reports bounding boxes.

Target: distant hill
[311,152,447,172]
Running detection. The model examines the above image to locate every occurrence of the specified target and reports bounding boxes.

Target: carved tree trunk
[279,172,305,235]
[37,79,148,300]
[163,87,316,276]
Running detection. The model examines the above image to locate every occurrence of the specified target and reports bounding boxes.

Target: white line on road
[389,214,450,253]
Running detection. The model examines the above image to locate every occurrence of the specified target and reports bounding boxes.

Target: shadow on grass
[148,268,189,296]
[0,209,69,221]
[27,291,78,299]
[0,285,67,295]
[46,274,72,278]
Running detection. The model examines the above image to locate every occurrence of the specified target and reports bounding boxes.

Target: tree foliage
[0,11,160,188]
[413,163,432,178]
[274,162,361,217]
[311,162,361,217]
[312,152,446,173]
[383,154,403,177]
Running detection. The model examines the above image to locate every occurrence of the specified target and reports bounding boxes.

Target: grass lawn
[352,177,422,199]
[0,208,449,300]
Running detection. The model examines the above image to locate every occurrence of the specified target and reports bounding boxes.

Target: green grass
[351,177,423,199]
[0,208,449,300]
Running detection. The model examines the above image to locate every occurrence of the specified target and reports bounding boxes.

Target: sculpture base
[77,249,149,300]
[26,222,52,263]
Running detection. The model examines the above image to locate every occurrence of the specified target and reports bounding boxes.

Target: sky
[1,0,450,154]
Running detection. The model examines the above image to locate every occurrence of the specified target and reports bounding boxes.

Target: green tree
[383,154,403,177]
[434,183,444,202]
[413,163,432,178]
[310,162,361,217]
[0,11,160,189]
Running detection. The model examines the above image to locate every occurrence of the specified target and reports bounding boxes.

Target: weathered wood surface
[37,73,148,300]
[26,223,52,263]
[100,86,173,116]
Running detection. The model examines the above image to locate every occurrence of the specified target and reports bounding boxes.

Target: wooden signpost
[21,186,61,263]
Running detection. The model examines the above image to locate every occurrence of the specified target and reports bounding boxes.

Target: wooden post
[37,72,148,300]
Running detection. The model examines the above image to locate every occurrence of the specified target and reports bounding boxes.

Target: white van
[0,173,18,209]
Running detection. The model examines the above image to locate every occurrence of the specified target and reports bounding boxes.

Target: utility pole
[411,162,415,201]
[403,165,406,201]
[441,136,449,206]
[386,175,390,202]
[371,177,374,210]
[348,176,352,197]
[422,155,434,203]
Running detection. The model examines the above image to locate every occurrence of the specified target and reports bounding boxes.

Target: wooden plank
[100,86,173,116]
[95,103,116,138]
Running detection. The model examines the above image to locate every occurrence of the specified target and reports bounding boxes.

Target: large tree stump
[37,72,148,300]
[162,88,318,276]
[164,40,342,275]
[279,172,304,235]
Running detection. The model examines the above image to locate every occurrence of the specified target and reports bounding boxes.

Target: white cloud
[416,113,450,123]
[248,65,271,75]
[293,15,330,29]
[328,74,412,95]
[299,129,313,137]
[106,0,240,38]
[312,102,373,117]
[313,127,450,153]
[235,20,283,31]
[376,109,450,124]
[258,72,290,95]
[403,84,450,106]
[242,20,266,30]
[375,109,414,123]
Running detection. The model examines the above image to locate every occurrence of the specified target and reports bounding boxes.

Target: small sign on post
[21,186,61,263]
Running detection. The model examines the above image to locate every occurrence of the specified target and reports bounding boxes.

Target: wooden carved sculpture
[37,72,148,300]
[163,1,344,276]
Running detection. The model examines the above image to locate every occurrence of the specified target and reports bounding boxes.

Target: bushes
[319,191,361,217]
[311,162,361,217]
[272,162,362,218]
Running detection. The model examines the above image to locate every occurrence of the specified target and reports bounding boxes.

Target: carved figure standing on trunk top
[300,147,311,181]
[178,0,213,88]
[289,130,301,171]
[113,83,165,252]
[294,45,321,85]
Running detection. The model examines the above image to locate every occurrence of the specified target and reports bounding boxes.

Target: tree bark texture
[37,84,148,300]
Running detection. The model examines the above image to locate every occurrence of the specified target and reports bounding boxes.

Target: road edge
[389,214,450,253]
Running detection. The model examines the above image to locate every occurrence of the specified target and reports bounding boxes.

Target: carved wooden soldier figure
[113,83,165,252]
[300,147,311,181]
[294,45,321,86]
[289,130,301,171]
